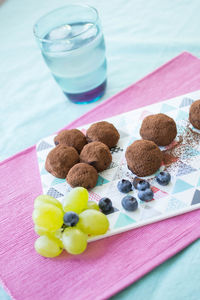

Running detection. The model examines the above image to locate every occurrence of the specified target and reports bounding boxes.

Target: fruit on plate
[33,188,110,258]
[138,188,154,202]
[33,203,64,232]
[156,171,171,186]
[79,209,109,235]
[34,194,63,211]
[117,179,132,193]
[62,228,87,255]
[34,235,63,258]
[98,197,114,214]
[121,195,138,211]
[86,200,100,211]
[136,180,150,191]
[63,187,88,214]
[63,211,79,227]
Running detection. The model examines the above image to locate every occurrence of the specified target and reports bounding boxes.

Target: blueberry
[137,180,150,191]
[99,197,113,214]
[117,179,132,193]
[138,188,154,202]
[63,211,79,227]
[122,195,138,211]
[132,177,142,189]
[156,171,171,186]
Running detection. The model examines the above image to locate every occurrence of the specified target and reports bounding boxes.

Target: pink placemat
[1,52,200,300]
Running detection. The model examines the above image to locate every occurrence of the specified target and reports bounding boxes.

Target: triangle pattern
[37,141,52,151]
[177,124,186,136]
[179,97,194,108]
[191,189,200,205]
[172,179,193,194]
[182,147,200,159]
[139,110,152,120]
[197,177,200,187]
[178,171,200,187]
[41,168,48,175]
[51,177,66,186]
[89,191,101,202]
[152,187,168,200]
[96,175,110,186]
[112,165,129,181]
[118,129,130,138]
[176,161,197,176]
[37,156,44,164]
[140,205,161,220]
[176,110,189,121]
[47,187,64,198]
[160,103,176,113]
[166,197,186,211]
[114,213,136,229]
[127,136,139,146]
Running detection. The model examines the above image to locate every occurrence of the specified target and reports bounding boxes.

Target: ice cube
[81,24,98,41]
[43,40,73,53]
[47,25,72,40]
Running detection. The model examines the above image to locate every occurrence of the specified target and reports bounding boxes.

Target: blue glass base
[64,80,107,104]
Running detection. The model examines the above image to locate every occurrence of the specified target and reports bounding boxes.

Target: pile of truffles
[126,113,177,177]
[45,100,199,187]
[125,100,200,177]
[45,121,120,189]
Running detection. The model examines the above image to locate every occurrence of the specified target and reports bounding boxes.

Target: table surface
[1,0,200,299]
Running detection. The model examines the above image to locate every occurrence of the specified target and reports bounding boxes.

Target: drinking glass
[33,5,107,104]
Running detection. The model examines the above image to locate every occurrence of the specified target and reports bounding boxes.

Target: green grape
[62,228,87,255]
[34,194,63,212]
[63,187,88,214]
[34,235,63,257]
[34,225,62,239]
[34,225,50,236]
[86,201,100,211]
[79,209,109,235]
[33,203,64,232]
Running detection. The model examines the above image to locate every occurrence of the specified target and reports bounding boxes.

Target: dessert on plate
[54,129,87,153]
[66,162,98,189]
[125,139,162,177]
[189,99,200,129]
[140,113,177,146]
[86,121,120,148]
[45,144,79,178]
[80,141,112,172]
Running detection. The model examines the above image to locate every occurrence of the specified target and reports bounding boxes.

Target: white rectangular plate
[36,90,200,241]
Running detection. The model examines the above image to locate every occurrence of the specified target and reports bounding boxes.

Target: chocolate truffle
[80,141,112,172]
[140,113,177,146]
[125,140,162,177]
[66,163,98,189]
[45,145,79,178]
[189,100,200,129]
[86,121,120,148]
[54,129,87,153]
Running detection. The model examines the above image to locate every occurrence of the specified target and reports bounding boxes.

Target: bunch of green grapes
[33,187,109,258]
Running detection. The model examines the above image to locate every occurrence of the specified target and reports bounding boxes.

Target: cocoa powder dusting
[161,120,200,174]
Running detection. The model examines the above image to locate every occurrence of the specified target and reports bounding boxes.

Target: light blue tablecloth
[1,0,200,299]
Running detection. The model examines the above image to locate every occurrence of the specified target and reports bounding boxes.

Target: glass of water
[33,5,107,104]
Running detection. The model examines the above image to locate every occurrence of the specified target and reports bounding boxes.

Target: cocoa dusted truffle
[86,121,120,148]
[45,145,79,178]
[80,141,112,172]
[66,163,98,189]
[189,100,200,129]
[54,129,87,153]
[125,140,162,177]
[140,113,177,146]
